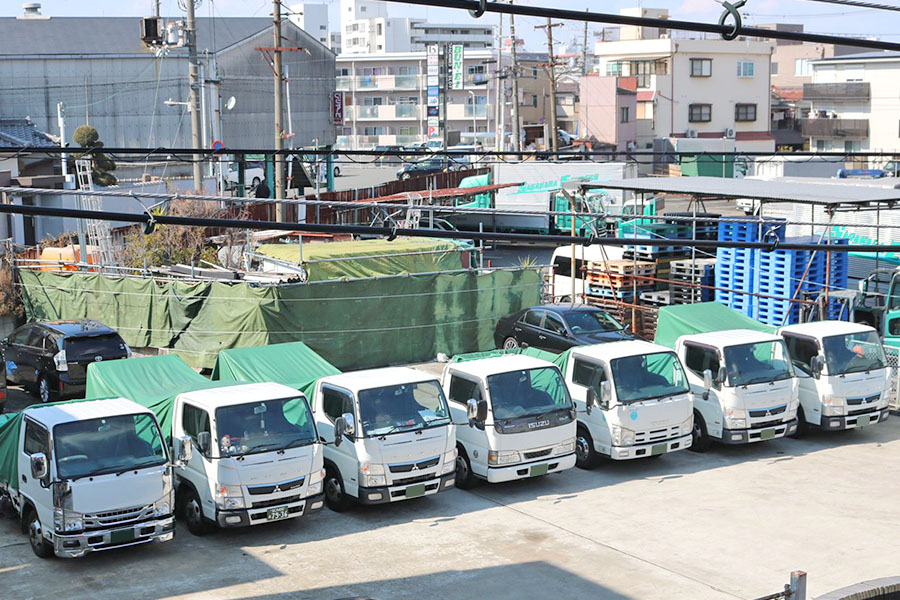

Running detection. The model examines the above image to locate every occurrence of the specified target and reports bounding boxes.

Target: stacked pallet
[662,212,721,241]
[714,217,786,317]
[584,259,656,302]
[670,258,716,304]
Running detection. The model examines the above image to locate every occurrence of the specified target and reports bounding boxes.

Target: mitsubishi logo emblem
[412,464,419,471]
[765,410,771,417]
[273,485,282,493]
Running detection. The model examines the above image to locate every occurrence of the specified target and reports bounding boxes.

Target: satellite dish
[225,96,236,111]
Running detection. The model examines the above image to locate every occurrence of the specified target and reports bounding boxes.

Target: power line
[798,0,900,12]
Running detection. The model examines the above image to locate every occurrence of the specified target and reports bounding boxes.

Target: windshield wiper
[278,437,316,452]
[115,457,165,476]
[370,422,421,438]
[741,375,776,386]
[627,389,688,403]
[234,442,281,460]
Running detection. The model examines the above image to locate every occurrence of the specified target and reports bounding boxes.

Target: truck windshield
[487,367,572,420]
[358,380,451,437]
[54,414,167,480]
[563,310,623,333]
[215,397,318,457]
[822,330,886,375]
[724,340,794,387]
[610,352,689,404]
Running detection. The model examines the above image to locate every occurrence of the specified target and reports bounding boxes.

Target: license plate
[651,443,667,456]
[857,416,870,428]
[760,428,776,440]
[405,484,426,498]
[266,506,290,521]
[529,463,549,477]
[110,528,135,544]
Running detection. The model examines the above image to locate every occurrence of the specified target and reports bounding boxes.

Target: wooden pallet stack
[584,259,656,303]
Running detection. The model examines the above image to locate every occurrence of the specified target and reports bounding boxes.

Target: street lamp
[467,90,477,145]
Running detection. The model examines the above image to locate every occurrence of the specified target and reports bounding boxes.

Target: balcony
[803,82,870,102]
[339,75,422,90]
[336,76,351,91]
[801,118,869,139]
[464,105,488,118]
[334,134,426,149]
[346,105,423,120]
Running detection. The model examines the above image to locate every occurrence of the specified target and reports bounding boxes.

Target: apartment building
[289,3,340,52]
[578,75,637,151]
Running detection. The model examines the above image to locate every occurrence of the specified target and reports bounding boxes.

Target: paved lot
[2,397,898,600]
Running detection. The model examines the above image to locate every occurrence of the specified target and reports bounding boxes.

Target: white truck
[0,398,188,558]
[561,341,694,467]
[778,321,891,432]
[674,330,800,450]
[441,354,576,487]
[312,367,457,511]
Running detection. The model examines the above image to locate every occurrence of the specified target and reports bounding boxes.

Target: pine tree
[72,125,117,186]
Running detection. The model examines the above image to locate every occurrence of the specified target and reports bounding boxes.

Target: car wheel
[182,488,211,536]
[454,446,476,490]
[324,465,352,512]
[502,337,520,350]
[689,411,712,452]
[252,177,261,187]
[26,508,53,559]
[333,166,341,177]
[38,376,52,404]
[575,425,600,469]
[400,173,411,181]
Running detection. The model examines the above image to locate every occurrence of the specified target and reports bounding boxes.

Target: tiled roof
[0,118,56,147]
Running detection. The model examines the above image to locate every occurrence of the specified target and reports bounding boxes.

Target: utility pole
[535,18,562,152]
[582,11,589,77]
[273,0,286,220]
[509,1,521,153]
[494,13,503,151]
[185,0,203,191]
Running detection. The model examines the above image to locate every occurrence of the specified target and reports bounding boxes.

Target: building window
[467,65,486,75]
[376,45,383,50]
[532,67,538,77]
[816,139,825,151]
[606,62,624,77]
[360,5,366,11]
[689,103,711,122]
[620,106,630,123]
[531,94,538,107]
[398,126,415,136]
[363,126,385,136]
[351,23,358,32]
[690,58,712,77]
[320,25,327,30]
[736,61,755,77]
[795,58,813,76]
[376,23,382,35]
[398,66,418,75]
[735,103,757,122]
[466,95,487,105]
[338,68,350,76]
[772,62,779,75]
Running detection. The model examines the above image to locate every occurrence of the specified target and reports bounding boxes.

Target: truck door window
[782,334,818,374]
[684,343,720,378]
[553,256,571,277]
[448,375,482,405]
[182,403,211,449]
[322,387,354,423]
[23,420,50,456]
[572,359,607,396]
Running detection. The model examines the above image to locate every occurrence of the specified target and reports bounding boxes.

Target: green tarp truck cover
[85,354,224,443]
[451,347,570,371]
[211,341,340,399]
[654,302,776,349]
[256,238,467,281]
[0,411,22,490]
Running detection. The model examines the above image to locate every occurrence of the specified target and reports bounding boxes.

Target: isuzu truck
[778,321,891,432]
[0,397,186,558]
[673,330,800,450]
[442,354,576,487]
[561,341,694,467]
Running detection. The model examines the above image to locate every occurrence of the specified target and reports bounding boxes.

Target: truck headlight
[54,508,83,533]
[680,416,693,437]
[364,475,386,487]
[307,480,323,495]
[611,425,635,446]
[823,395,846,416]
[214,484,245,510]
[360,463,385,476]
[153,500,171,517]
[554,440,575,456]
[441,448,458,475]
[725,408,747,429]
[488,450,521,465]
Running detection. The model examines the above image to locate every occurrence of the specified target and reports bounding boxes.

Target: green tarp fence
[20,268,541,371]
[256,238,466,281]
[654,302,776,349]
[212,341,340,400]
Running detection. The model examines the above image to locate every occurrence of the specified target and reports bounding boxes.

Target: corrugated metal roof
[584,176,900,207]
[0,118,56,147]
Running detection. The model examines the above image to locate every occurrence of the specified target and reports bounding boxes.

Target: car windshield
[215,397,317,457]
[358,380,451,437]
[563,310,623,334]
[54,414,167,480]
[487,367,573,420]
[65,333,127,361]
[610,352,689,404]
[822,330,886,375]
[723,340,795,387]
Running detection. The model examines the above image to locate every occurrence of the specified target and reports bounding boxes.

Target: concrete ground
[1,390,898,600]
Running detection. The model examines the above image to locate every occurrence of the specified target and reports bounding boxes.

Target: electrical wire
[798,0,900,12]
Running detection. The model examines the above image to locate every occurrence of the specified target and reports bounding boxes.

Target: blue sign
[212,140,224,151]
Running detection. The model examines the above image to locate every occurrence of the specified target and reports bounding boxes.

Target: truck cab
[1,398,181,558]
[312,367,457,511]
[674,330,799,450]
[778,321,891,431]
[442,355,576,487]
[563,341,694,467]
[171,382,325,534]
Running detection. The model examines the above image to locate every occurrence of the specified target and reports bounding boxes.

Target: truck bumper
[53,515,175,558]
[722,418,798,444]
[609,433,693,460]
[820,407,889,431]
[358,473,455,504]
[57,375,86,400]
[485,452,576,483]
[216,492,325,528]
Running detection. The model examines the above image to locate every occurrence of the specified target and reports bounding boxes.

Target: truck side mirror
[811,355,825,379]
[334,413,355,447]
[599,381,612,410]
[716,366,728,385]
[702,369,713,400]
[195,432,209,456]
[30,453,48,481]
[585,387,596,415]
[466,398,487,427]
[173,435,194,466]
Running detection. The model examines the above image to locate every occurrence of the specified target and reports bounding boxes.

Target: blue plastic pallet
[718,217,786,243]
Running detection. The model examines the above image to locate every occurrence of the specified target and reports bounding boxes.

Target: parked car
[4,319,131,403]
[494,304,633,352]
[396,156,469,180]
[374,145,404,165]
[225,160,265,188]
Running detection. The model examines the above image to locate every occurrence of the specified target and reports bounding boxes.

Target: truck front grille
[247,476,306,496]
[388,456,441,473]
[391,474,435,487]
[523,448,552,460]
[847,394,880,406]
[749,405,786,418]
[634,425,680,445]
[84,505,152,530]
[251,494,302,509]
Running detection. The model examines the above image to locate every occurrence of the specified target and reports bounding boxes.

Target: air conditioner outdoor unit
[724,127,736,139]
[140,17,163,45]
[686,128,698,138]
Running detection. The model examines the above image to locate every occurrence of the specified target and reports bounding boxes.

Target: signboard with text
[427,44,441,137]
[331,91,344,126]
[451,44,464,90]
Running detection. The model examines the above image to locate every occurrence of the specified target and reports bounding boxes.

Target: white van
[549,244,626,303]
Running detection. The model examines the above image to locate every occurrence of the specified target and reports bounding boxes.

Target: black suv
[4,320,131,403]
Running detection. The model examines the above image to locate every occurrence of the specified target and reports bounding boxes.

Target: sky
[4,0,900,52]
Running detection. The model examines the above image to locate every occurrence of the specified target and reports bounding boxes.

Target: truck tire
[689,411,712,453]
[323,465,352,512]
[789,406,809,438]
[575,425,600,469]
[454,445,476,490]
[25,508,53,559]
[182,488,212,536]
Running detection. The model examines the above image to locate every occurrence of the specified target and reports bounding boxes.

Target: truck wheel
[324,465,351,512]
[455,446,476,490]
[575,426,600,469]
[689,411,712,453]
[182,488,211,536]
[502,337,520,350]
[25,508,53,559]
[38,376,53,404]
[789,406,808,438]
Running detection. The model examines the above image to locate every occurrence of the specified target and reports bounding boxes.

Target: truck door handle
[21,475,26,483]
[538,335,547,340]
[514,327,521,332]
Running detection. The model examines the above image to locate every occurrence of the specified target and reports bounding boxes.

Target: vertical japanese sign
[451,44,464,90]
[331,91,344,126]
[427,45,441,138]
